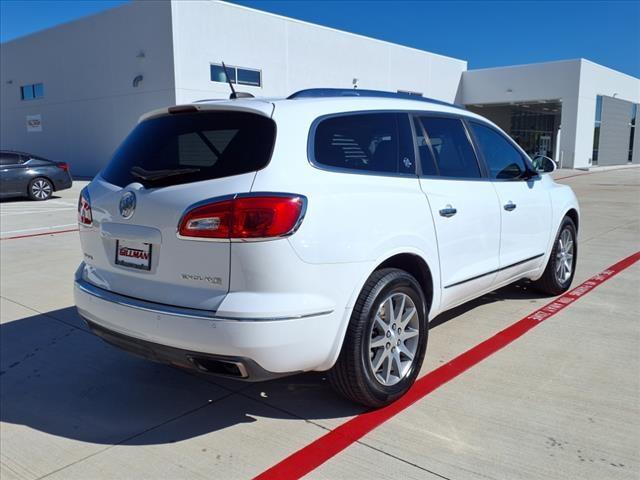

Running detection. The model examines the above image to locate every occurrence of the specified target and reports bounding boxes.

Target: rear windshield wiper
[130,166,200,183]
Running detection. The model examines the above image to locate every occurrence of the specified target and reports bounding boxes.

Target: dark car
[0,150,73,200]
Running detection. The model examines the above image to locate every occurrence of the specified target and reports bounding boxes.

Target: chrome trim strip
[214,310,334,321]
[76,279,218,320]
[75,278,332,321]
[444,253,545,289]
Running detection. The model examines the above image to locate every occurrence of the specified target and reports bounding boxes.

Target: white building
[1,0,638,176]
[461,60,640,168]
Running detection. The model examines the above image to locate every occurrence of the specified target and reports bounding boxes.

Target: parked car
[74,89,579,407]
[0,150,73,200]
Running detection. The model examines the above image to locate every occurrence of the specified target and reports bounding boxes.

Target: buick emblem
[119,191,136,219]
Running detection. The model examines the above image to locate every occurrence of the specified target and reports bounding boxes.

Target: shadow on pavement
[1,282,547,446]
[430,281,544,329]
[0,307,361,446]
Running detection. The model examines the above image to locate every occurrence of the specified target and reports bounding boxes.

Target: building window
[210,63,261,87]
[20,83,44,101]
[237,68,261,87]
[629,103,637,163]
[592,95,603,165]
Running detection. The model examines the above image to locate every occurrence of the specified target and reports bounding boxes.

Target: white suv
[75,89,579,407]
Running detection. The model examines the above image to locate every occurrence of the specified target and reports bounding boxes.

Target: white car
[74,89,579,407]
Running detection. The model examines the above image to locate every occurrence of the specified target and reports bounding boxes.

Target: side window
[0,153,20,166]
[417,117,481,178]
[412,117,438,176]
[470,122,529,180]
[314,113,415,175]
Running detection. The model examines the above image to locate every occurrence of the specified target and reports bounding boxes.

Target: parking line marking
[254,251,640,480]
[1,224,78,235]
[1,228,79,240]
[1,207,77,216]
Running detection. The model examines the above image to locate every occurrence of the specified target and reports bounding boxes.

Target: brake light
[78,188,93,226]
[57,162,69,171]
[178,195,305,240]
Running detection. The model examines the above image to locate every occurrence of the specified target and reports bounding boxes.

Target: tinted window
[210,64,235,83]
[20,83,44,100]
[418,117,481,178]
[101,112,276,188]
[21,85,34,100]
[0,153,20,166]
[237,68,261,87]
[470,122,528,180]
[314,113,415,175]
[412,117,438,176]
[33,83,44,98]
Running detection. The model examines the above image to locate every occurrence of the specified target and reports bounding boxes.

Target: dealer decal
[119,247,149,260]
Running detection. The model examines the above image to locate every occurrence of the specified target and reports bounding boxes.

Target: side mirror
[532,155,557,174]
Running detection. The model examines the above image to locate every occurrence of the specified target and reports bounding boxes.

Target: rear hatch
[79,106,276,311]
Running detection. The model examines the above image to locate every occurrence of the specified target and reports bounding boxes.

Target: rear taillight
[178,194,305,240]
[78,188,93,226]
[57,162,69,171]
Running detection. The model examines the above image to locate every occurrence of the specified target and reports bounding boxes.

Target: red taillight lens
[178,199,233,239]
[178,195,305,240]
[78,188,93,226]
[232,196,304,238]
[57,162,69,171]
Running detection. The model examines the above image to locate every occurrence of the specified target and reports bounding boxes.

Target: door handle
[504,201,517,211]
[439,205,457,218]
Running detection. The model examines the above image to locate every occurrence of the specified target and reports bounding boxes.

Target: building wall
[0,1,176,177]
[576,61,640,167]
[598,96,633,165]
[460,59,640,169]
[170,1,467,105]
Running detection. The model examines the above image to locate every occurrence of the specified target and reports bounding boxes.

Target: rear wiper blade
[130,166,200,182]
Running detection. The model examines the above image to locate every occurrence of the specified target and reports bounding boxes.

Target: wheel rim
[368,292,419,386]
[555,228,574,284]
[32,180,51,199]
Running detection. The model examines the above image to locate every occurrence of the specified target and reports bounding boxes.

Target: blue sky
[1,0,639,77]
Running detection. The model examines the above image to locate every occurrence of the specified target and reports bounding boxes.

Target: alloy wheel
[555,227,574,284]
[31,179,52,200]
[368,292,420,386]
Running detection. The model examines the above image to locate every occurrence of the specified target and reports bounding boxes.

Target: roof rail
[287,88,465,110]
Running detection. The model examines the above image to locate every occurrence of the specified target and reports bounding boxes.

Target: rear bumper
[74,277,340,377]
[52,172,72,191]
[84,318,282,381]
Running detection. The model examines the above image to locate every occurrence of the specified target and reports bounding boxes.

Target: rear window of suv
[101,111,276,188]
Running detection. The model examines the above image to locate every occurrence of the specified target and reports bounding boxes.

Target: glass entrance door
[510,110,558,159]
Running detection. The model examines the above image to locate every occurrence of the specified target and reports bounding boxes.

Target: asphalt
[1,167,638,480]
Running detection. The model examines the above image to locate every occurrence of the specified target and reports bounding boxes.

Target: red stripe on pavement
[1,228,79,240]
[255,251,640,480]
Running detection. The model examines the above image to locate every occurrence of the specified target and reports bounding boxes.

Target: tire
[534,216,577,296]
[28,177,53,201]
[328,268,429,408]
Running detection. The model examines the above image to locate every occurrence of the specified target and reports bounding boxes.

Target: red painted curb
[1,228,79,240]
[254,251,640,480]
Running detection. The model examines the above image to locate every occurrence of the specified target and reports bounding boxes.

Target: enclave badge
[119,191,136,219]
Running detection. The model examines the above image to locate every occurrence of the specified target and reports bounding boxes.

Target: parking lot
[1,167,639,480]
